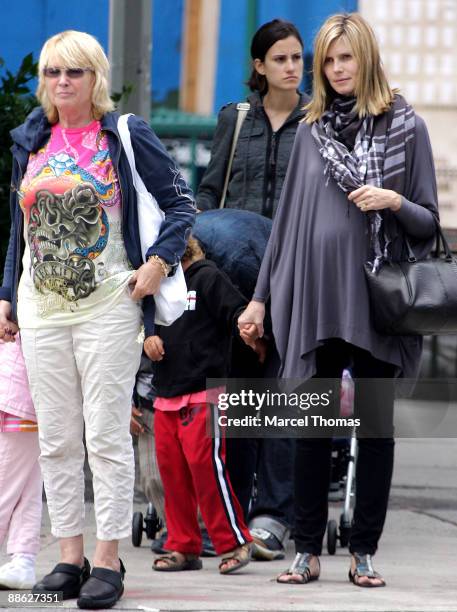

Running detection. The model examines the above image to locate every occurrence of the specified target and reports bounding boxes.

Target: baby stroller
[193,208,272,299]
[132,503,163,547]
[326,369,357,554]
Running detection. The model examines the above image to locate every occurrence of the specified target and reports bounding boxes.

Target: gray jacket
[196,92,308,219]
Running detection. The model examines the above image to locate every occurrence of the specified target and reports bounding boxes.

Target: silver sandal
[277,552,320,585]
[349,553,386,587]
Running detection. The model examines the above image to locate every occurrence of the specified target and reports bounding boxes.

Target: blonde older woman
[239,13,438,587]
[0,30,195,608]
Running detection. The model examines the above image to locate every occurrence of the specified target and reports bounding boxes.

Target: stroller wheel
[339,513,351,548]
[327,519,337,555]
[132,511,144,547]
[145,503,162,540]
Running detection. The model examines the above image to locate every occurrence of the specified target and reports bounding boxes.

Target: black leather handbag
[364,223,457,335]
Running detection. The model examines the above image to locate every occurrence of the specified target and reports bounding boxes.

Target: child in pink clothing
[0,337,42,589]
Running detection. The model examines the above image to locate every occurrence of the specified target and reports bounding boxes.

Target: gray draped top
[253,115,439,379]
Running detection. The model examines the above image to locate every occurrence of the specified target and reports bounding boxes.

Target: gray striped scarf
[311,95,416,269]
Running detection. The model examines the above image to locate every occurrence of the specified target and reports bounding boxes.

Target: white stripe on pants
[21,292,142,540]
[0,432,42,555]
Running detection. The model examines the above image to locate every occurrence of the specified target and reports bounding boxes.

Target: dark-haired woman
[239,13,438,587]
[197,18,307,218]
[196,19,308,561]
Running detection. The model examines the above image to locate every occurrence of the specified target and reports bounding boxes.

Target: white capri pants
[21,292,143,540]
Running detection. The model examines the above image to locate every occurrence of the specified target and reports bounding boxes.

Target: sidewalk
[2,438,457,611]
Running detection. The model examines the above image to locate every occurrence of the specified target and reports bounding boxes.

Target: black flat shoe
[77,559,125,609]
[32,558,91,600]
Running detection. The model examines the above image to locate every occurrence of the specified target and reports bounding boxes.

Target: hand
[253,337,268,364]
[238,301,266,350]
[130,261,164,301]
[144,335,165,361]
[0,300,19,342]
[130,405,145,435]
[348,185,402,213]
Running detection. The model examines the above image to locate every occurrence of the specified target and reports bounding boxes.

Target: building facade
[1,0,454,227]
[0,0,356,113]
[360,0,457,229]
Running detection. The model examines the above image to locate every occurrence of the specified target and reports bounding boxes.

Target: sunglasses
[43,67,94,79]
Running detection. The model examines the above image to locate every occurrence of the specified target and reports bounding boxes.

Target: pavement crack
[393,483,457,491]
[411,509,457,528]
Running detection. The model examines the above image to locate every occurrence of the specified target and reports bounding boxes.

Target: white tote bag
[117,114,187,326]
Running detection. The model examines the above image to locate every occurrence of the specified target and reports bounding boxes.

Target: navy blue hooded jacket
[0,107,196,336]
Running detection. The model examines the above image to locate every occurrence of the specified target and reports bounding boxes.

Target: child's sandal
[153,552,202,572]
[219,543,251,575]
[348,553,386,587]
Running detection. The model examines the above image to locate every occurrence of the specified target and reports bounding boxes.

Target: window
[407,26,421,47]
[443,28,454,48]
[425,27,438,48]
[443,1,456,22]
[407,54,419,74]
[389,52,402,75]
[424,55,437,76]
[440,55,454,77]
[375,2,388,19]
[375,25,387,47]
[404,81,419,103]
[391,26,403,46]
[426,0,439,20]
[440,82,454,104]
[422,82,436,104]
[408,0,422,20]
[392,1,405,19]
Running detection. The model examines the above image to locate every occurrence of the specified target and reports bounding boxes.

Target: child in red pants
[145,238,259,574]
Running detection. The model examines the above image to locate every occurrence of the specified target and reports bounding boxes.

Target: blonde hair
[37,30,114,123]
[182,237,205,263]
[305,13,394,124]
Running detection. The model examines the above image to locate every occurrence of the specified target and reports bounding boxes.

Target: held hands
[0,300,19,342]
[253,337,268,364]
[144,335,165,361]
[348,185,402,213]
[238,301,266,351]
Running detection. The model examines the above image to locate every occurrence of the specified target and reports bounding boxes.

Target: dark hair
[247,19,304,94]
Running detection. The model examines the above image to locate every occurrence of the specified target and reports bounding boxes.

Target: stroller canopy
[193,209,272,298]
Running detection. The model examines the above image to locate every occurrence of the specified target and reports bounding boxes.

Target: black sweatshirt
[154,259,247,398]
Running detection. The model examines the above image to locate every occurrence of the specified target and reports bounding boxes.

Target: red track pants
[154,402,252,555]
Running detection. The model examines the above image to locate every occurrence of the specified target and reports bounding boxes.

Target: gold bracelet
[147,255,171,277]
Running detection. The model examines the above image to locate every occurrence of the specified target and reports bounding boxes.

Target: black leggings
[294,339,395,556]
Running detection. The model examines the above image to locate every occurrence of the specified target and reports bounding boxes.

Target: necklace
[60,128,80,162]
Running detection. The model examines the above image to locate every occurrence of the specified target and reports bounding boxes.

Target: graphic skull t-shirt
[17,120,134,327]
